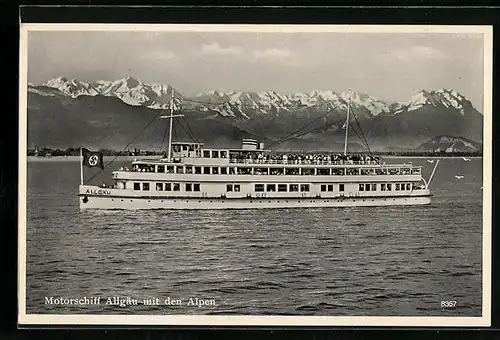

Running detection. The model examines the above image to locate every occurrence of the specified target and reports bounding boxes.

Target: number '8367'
[441,301,457,308]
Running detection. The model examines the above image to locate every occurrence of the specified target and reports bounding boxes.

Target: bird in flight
[454,175,464,180]
[426,159,435,163]
[462,157,471,162]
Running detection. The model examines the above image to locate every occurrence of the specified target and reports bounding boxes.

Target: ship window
[395,183,400,191]
[212,167,219,174]
[300,184,310,192]
[221,167,228,175]
[327,184,333,192]
[287,168,300,175]
[289,184,299,192]
[228,167,235,175]
[234,184,241,192]
[278,184,287,192]
[212,150,219,158]
[173,183,180,191]
[267,184,276,192]
[176,166,184,174]
[165,183,172,191]
[255,168,269,175]
[203,150,210,158]
[156,183,163,191]
[186,183,192,192]
[194,183,200,192]
[157,165,165,173]
[301,168,314,175]
[220,151,227,158]
[387,184,392,191]
[185,167,193,174]
[406,183,411,190]
[359,184,364,191]
[167,166,174,173]
[339,184,345,192]
[239,167,252,175]
[134,182,140,190]
[195,166,202,174]
[321,184,327,192]
[365,184,371,191]
[372,183,377,191]
[203,167,210,174]
[381,184,386,191]
[143,183,150,191]
[227,184,233,192]
[332,168,345,175]
[255,184,265,192]
[318,168,330,175]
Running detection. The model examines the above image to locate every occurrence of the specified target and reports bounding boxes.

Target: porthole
[130,200,133,202]
[148,200,151,202]
[111,199,114,201]
[121,199,123,202]
[259,201,262,203]
[198,200,202,203]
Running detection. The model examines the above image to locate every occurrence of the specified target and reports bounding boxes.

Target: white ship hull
[79,185,431,210]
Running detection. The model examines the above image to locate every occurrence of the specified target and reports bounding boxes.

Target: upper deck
[124,139,422,178]
[135,139,394,167]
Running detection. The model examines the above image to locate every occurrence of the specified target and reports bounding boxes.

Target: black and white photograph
[18,24,492,327]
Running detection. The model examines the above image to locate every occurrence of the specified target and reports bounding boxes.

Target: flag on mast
[81,148,104,169]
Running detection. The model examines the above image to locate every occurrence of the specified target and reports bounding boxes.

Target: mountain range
[27,76,484,151]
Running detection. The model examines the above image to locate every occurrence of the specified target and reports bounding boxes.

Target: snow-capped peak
[38,76,181,109]
[402,88,472,115]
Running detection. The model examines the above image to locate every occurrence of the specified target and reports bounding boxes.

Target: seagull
[462,157,471,162]
[454,175,464,180]
[427,159,435,163]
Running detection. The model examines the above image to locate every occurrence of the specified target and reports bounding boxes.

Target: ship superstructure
[78,90,438,210]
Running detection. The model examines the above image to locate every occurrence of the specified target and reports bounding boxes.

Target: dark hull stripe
[78,193,433,200]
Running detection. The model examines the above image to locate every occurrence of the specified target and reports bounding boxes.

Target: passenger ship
[78,93,439,210]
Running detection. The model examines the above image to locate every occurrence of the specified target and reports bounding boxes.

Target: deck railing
[229,158,385,166]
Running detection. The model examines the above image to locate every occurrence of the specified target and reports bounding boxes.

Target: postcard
[18,23,492,327]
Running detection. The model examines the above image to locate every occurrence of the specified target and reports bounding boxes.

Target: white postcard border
[18,23,493,327]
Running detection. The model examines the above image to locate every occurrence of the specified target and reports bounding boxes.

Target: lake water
[24,157,484,316]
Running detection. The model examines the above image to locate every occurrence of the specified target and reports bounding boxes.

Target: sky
[27,29,486,110]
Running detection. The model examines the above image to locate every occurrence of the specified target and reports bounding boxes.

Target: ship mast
[343,89,352,155]
[161,86,184,161]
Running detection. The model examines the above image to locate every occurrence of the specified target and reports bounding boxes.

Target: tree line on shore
[27,147,483,158]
